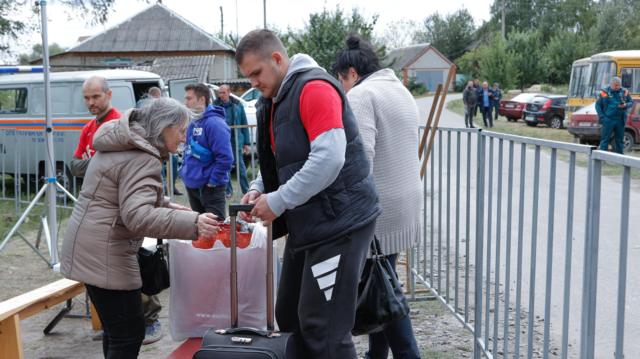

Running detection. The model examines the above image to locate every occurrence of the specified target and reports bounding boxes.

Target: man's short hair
[235,29,288,64]
[185,83,211,105]
[148,87,161,98]
[612,77,622,85]
[219,84,231,92]
[83,76,109,93]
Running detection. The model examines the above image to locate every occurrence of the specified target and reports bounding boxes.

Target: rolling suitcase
[193,204,299,359]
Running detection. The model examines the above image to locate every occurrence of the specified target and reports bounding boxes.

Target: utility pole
[220,6,224,37]
[501,0,506,39]
[263,0,267,29]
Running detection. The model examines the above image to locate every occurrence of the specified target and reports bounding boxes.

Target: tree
[506,30,542,89]
[478,35,519,90]
[285,7,381,72]
[542,30,594,84]
[18,43,66,64]
[376,19,419,50]
[413,9,475,62]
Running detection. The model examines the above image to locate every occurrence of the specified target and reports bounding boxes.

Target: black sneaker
[173,188,183,196]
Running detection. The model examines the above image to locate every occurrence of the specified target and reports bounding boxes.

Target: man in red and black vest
[235,29,380,358]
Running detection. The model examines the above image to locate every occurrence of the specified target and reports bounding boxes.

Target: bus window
[621,68,640,93]
[590,61,616,97]
[0,88,27,114]
[569,65,588,97]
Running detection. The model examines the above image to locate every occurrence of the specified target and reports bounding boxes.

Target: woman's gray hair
[128,97,192,149]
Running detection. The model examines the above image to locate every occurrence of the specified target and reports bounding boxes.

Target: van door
[168,78,198,103]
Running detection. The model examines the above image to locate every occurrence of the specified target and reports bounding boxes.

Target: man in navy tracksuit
[236,30,380,359]
[180,83,234,219]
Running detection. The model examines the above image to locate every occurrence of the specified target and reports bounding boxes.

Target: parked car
[499,93,539,121]
[240,87,262,105]
[522,95,567,128]
[567,99,640,152]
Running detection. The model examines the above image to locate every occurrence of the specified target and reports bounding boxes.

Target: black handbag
[138,239,170,296]
[352,237,410,336]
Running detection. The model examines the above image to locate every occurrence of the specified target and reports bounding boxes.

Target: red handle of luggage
[228,204,274,331]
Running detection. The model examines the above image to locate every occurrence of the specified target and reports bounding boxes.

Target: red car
[499,93,539,121]
[567,99,640,151]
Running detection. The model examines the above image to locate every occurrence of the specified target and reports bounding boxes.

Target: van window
[32,85,72,115]
[72,85,135,115]
[0,88,28,114]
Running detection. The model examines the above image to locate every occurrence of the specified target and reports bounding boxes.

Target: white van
[0,69,164,187]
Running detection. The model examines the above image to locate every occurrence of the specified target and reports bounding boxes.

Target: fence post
[473,130,485,358]
[580,151,601,359]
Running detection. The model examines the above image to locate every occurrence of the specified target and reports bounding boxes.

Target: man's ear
[272,51,283,65]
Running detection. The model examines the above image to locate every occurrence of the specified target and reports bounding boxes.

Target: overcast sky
[17,0,493,54]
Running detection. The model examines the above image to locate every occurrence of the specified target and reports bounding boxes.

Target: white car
[240,87,262,106]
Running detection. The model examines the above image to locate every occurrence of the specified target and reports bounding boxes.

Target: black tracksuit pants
[275,221,375,359]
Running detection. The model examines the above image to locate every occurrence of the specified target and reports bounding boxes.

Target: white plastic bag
[168,224,269,340]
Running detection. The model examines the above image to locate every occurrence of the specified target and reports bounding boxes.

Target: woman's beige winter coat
[60,116,198,290]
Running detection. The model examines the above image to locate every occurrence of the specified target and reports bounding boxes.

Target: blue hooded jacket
[179,104,234,189]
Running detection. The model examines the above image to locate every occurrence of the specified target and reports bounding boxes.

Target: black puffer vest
[256,68,380,251]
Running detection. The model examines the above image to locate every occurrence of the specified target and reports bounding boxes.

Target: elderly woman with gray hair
[60,97,219,359]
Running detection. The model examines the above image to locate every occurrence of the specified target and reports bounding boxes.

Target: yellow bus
[567,51,640,114]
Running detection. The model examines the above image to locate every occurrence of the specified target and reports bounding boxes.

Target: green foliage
[456,49,483,80]
[407,76,427,96]
[413,9,475,61]
[542,31,594,84]
[18,43,66,64]
[477,35,518,90]
[505,30,542,89]
[284,7,382,72]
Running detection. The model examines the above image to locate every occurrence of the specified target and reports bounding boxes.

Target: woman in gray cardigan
[334,35,422,359]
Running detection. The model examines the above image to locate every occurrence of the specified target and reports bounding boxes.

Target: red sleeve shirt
[270,80,343,150]
[73,108,121,159]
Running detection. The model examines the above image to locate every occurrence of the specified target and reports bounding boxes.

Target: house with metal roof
[41,3,237,83]
[386,43,455,91]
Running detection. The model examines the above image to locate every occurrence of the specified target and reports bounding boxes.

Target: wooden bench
[0,278,100,359]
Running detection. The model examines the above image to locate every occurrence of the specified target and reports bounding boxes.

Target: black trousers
[482,106,493,127]
[275,221,375,359]
[85,284,145,359]
[186,184,226,219]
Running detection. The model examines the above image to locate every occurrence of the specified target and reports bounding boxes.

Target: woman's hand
[168,202,191,211]
[197,213,220,238]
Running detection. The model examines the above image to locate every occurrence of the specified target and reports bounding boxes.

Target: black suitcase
[193,204,299,359]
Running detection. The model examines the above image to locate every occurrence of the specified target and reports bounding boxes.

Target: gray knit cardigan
[346,68,423,255]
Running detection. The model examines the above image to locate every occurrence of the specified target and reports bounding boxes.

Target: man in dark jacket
[595,76,632,153]
[235,29,380,358]
[492,82,502,121]
[462,80,477,128]
[214,84,251,196]
[180,83,234,219]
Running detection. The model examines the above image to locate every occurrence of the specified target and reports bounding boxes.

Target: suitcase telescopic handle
[228,203,275,331]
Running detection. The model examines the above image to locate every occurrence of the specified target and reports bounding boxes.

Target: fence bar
[438,130,443,294]
[422,129,428,283]
[473,133,486,359]
[614,166,631,359]
[542,148,557,359]
[526,146,541,359]
[580,156,601,359]
[561,152,577,359]
[493,138,504,356]
[503,139,515,357]
[483,130,592,154]
[455,131,461,312]
[514,143,527,359]
[430,133,435,287]
[446,131,451,302]
[465,131,472,321]
[484,136,494,349]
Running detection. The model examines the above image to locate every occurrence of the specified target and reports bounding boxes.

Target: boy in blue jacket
[180,83,234,219]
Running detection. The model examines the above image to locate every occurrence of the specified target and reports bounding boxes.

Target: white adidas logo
[311,254,341,301]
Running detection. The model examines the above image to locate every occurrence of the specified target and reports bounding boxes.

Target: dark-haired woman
[334,35,422,359]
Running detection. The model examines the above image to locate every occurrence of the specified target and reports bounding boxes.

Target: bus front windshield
[589,61,616,97]
[569,64,591,98]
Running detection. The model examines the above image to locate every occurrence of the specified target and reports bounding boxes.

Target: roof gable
[386,43,452,71]
[67,4,232,53]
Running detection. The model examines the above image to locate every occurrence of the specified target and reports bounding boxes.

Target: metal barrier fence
[413,126,640,358]
[0,125,259,212]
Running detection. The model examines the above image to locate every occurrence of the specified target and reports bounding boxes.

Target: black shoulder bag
[352,237,410,336]
[138,239,170,296]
